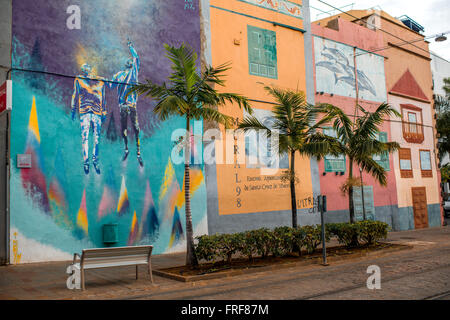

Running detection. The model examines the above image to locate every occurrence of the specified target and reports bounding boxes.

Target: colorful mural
[10,0,207,263]
[238,0,303,19]
[314,36,387,102]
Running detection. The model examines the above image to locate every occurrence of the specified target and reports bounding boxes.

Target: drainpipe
[303,0,322,215]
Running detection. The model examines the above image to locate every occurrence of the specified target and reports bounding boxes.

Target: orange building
[204,0,320,233]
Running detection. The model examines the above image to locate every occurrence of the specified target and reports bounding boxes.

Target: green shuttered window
[323,127,346,172]
[352,186,375,221]
[373,132,390,171]
[247,25,277,79]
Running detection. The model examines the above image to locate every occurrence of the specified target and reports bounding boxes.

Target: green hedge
[195,220,389,264]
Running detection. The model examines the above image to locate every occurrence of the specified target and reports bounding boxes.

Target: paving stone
[0,227,449,299]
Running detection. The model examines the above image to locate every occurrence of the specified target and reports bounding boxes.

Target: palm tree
[131,43,251,267]
[238,86,341,228]
[320,103,401,223]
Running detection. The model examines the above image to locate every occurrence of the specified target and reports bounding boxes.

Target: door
[411,187,428,229]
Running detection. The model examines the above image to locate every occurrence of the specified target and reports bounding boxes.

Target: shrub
[216,233,243,264]
[357,220,389,245]
[195,234,220,263]
[241,230,258,261]
[292,227,306,255]
[194,220,389,264]
[325,223,340,235]
[328,222,361,247]
[251,228,274,259]
[302,225,330,254]
[272,226,295,257]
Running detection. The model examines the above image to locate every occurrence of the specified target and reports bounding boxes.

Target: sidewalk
[0,226,449,300]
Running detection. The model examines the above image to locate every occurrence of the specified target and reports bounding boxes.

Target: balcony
[402,121,424,144]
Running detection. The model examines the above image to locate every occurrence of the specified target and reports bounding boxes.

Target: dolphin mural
[316,45,377,98]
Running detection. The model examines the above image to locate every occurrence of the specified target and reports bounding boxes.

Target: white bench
[72,245,153,290]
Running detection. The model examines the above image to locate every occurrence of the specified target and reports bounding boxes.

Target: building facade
[205,0,321,234]
[315,9,443,229]
[0,2,444,265]
[311,18,399,226]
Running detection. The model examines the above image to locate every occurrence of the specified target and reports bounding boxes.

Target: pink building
[311,18,399,226]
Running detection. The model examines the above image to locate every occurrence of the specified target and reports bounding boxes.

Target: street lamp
[435,34,447,42]
[359,167,366,221]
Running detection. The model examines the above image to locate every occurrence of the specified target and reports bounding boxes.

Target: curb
[153,243,413,282]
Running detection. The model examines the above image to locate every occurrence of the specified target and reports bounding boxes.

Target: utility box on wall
[103,224,118,245]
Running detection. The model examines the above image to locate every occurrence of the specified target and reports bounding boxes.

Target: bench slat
[83,247,152,257]
[83,250,150,258]
[84,255,148,265]
[83,245,153,251]
[83,260,149,269]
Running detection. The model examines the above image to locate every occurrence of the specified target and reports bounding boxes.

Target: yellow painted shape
[12,233,22,265]
[28,97,40,143]
[131,210,138,231]
[160,158,176,199]
[176,167,205,208]
[77,191,88,233]
[117,176,129,212]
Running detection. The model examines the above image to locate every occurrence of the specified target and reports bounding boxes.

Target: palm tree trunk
[290,150,298,228]
[348,158,355,223]
[185,117,198,267]
[347,158,359,246]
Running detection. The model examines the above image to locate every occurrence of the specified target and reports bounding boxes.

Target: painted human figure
[110,40,143,167]
[71,63,107,175]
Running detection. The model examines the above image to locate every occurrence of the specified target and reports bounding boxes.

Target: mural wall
[10,0,207,263]
[314,36,387,103]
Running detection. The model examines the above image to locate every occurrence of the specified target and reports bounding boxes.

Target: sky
[309,0,450,61]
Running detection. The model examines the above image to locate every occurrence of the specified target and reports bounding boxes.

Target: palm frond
[300,132,344,160]
[316,103,353,143]
[238,116,271,133]
[164,43,199,95]
[355,103,400,140]
[153,95,188,121]
[191,107,234,128]
[355,156,388,186]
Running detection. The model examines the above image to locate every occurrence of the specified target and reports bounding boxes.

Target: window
[248,25,277,79]
[407,112,417,133]
[401,104,424,143]
[323,127,346,172]
[399,148,413,178]
[373,132,390,171]
[419,149,432,177]
[352,186,375,221]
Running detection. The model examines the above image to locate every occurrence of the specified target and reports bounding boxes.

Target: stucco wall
[206,0,317,232]
[9,0,208,263]
[312,18,397,220]
[388,94,441,208]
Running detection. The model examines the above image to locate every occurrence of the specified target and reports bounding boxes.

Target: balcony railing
[402,121,424,143]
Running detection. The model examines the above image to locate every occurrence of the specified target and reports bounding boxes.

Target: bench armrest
[73,253,81,264]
